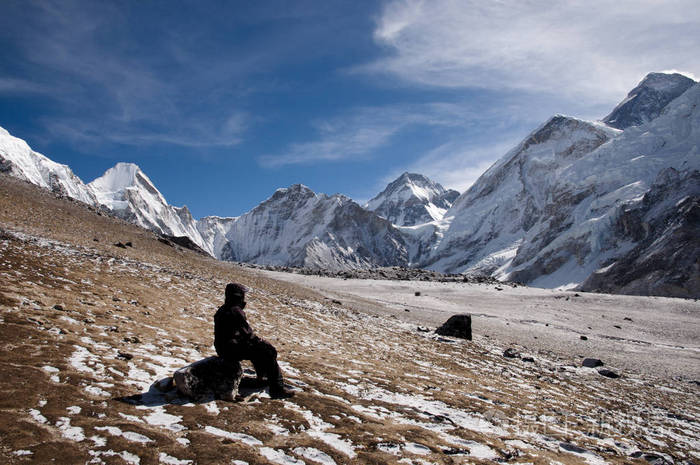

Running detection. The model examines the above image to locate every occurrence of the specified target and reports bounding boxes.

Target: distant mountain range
[1,72,698,298]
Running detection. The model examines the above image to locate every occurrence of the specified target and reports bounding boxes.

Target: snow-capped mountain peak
[0,125,97,205]
[89,162,167,209]
[366,172,459,226]
[88,162,209,253]
[216,183,408,270]
[603,72,696,130]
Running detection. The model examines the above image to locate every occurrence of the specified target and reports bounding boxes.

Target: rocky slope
[1,174,698,464]
[365,172,459,226]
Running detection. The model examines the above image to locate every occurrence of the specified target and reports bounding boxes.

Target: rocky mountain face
[419,115,619,276]
[217,184,408,270]
[603,72,695,130]
[365,172,459,226]
[1,72,698,296]
[425,74,700,297]
[579,168,700,298]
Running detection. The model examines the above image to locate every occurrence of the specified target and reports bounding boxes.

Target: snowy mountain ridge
[217,184,408,270]
[0,127,97,205]
[603,72,695,130]
[87,163,207,252]
[1,71,698,296]
[423,76,700,296]
[365,172,459,226]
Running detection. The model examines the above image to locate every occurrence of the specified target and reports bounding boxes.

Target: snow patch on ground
[203,426,263,446]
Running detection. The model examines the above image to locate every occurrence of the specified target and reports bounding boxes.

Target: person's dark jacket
[214,304,257,360]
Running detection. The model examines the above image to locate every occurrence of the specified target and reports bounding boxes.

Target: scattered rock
[435,314,472,340]
[580,335,588,341]
[598,369,620,379]
[559,442,588,454]
[117,351,133,360]
[173,356,242,401]
[630,451,672,464]
[124,241,133,247]
[521,356,535,363]
[123,336,140,344]
[414,291,421,296]
[503,348,520,359]
[442,448,469,455]
[93,238,99,242]
[624,317,633,321]
[83,318,95,324]
[416,326,430,333]
[495,286,503,291]
[114,242,127,249]
[614,325,622,329]
[331,299,342,305]
[582,358,604,368]
[52,304,64,311]
[404,308,410,312]
[106,326,119,332]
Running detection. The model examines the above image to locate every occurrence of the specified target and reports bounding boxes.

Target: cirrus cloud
[362,0,700,102]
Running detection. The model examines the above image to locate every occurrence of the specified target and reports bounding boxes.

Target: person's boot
[249,376,268,388]
[269,384,295,399]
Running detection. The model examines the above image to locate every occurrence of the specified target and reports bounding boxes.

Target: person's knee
[256,339,277,358]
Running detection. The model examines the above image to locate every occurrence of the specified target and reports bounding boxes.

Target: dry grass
[1,175,698,465]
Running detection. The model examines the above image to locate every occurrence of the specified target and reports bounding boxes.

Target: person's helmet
[225,282,248,305]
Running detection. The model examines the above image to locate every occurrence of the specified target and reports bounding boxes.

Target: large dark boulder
[173,356,242,401]
[582,358,604,368]
[435,314,472,340]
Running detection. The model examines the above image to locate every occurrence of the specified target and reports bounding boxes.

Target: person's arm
[230,307,256,344]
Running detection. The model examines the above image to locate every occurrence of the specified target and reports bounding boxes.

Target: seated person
[214,283,294,399]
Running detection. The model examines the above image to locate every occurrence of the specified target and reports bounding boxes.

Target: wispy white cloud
[406,138,522,193]
[3,1,258,149]
[0,77,53,95]
[258,103,493,167]
[43,110,250,149]
[361,0,700,102]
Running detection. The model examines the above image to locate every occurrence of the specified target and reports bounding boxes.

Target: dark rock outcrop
[435,314,472,340]
[582,358,604,368]
[603,72,695,130]
[159,234,211,256]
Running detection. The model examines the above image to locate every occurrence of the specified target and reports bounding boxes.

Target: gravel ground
[255,271,700,381]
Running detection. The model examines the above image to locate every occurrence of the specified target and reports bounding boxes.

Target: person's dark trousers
[238,338,284,390]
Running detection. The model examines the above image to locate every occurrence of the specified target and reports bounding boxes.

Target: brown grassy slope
[1,174,699,465]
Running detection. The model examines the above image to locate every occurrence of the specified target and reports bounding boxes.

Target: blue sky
[1,0,698,218]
